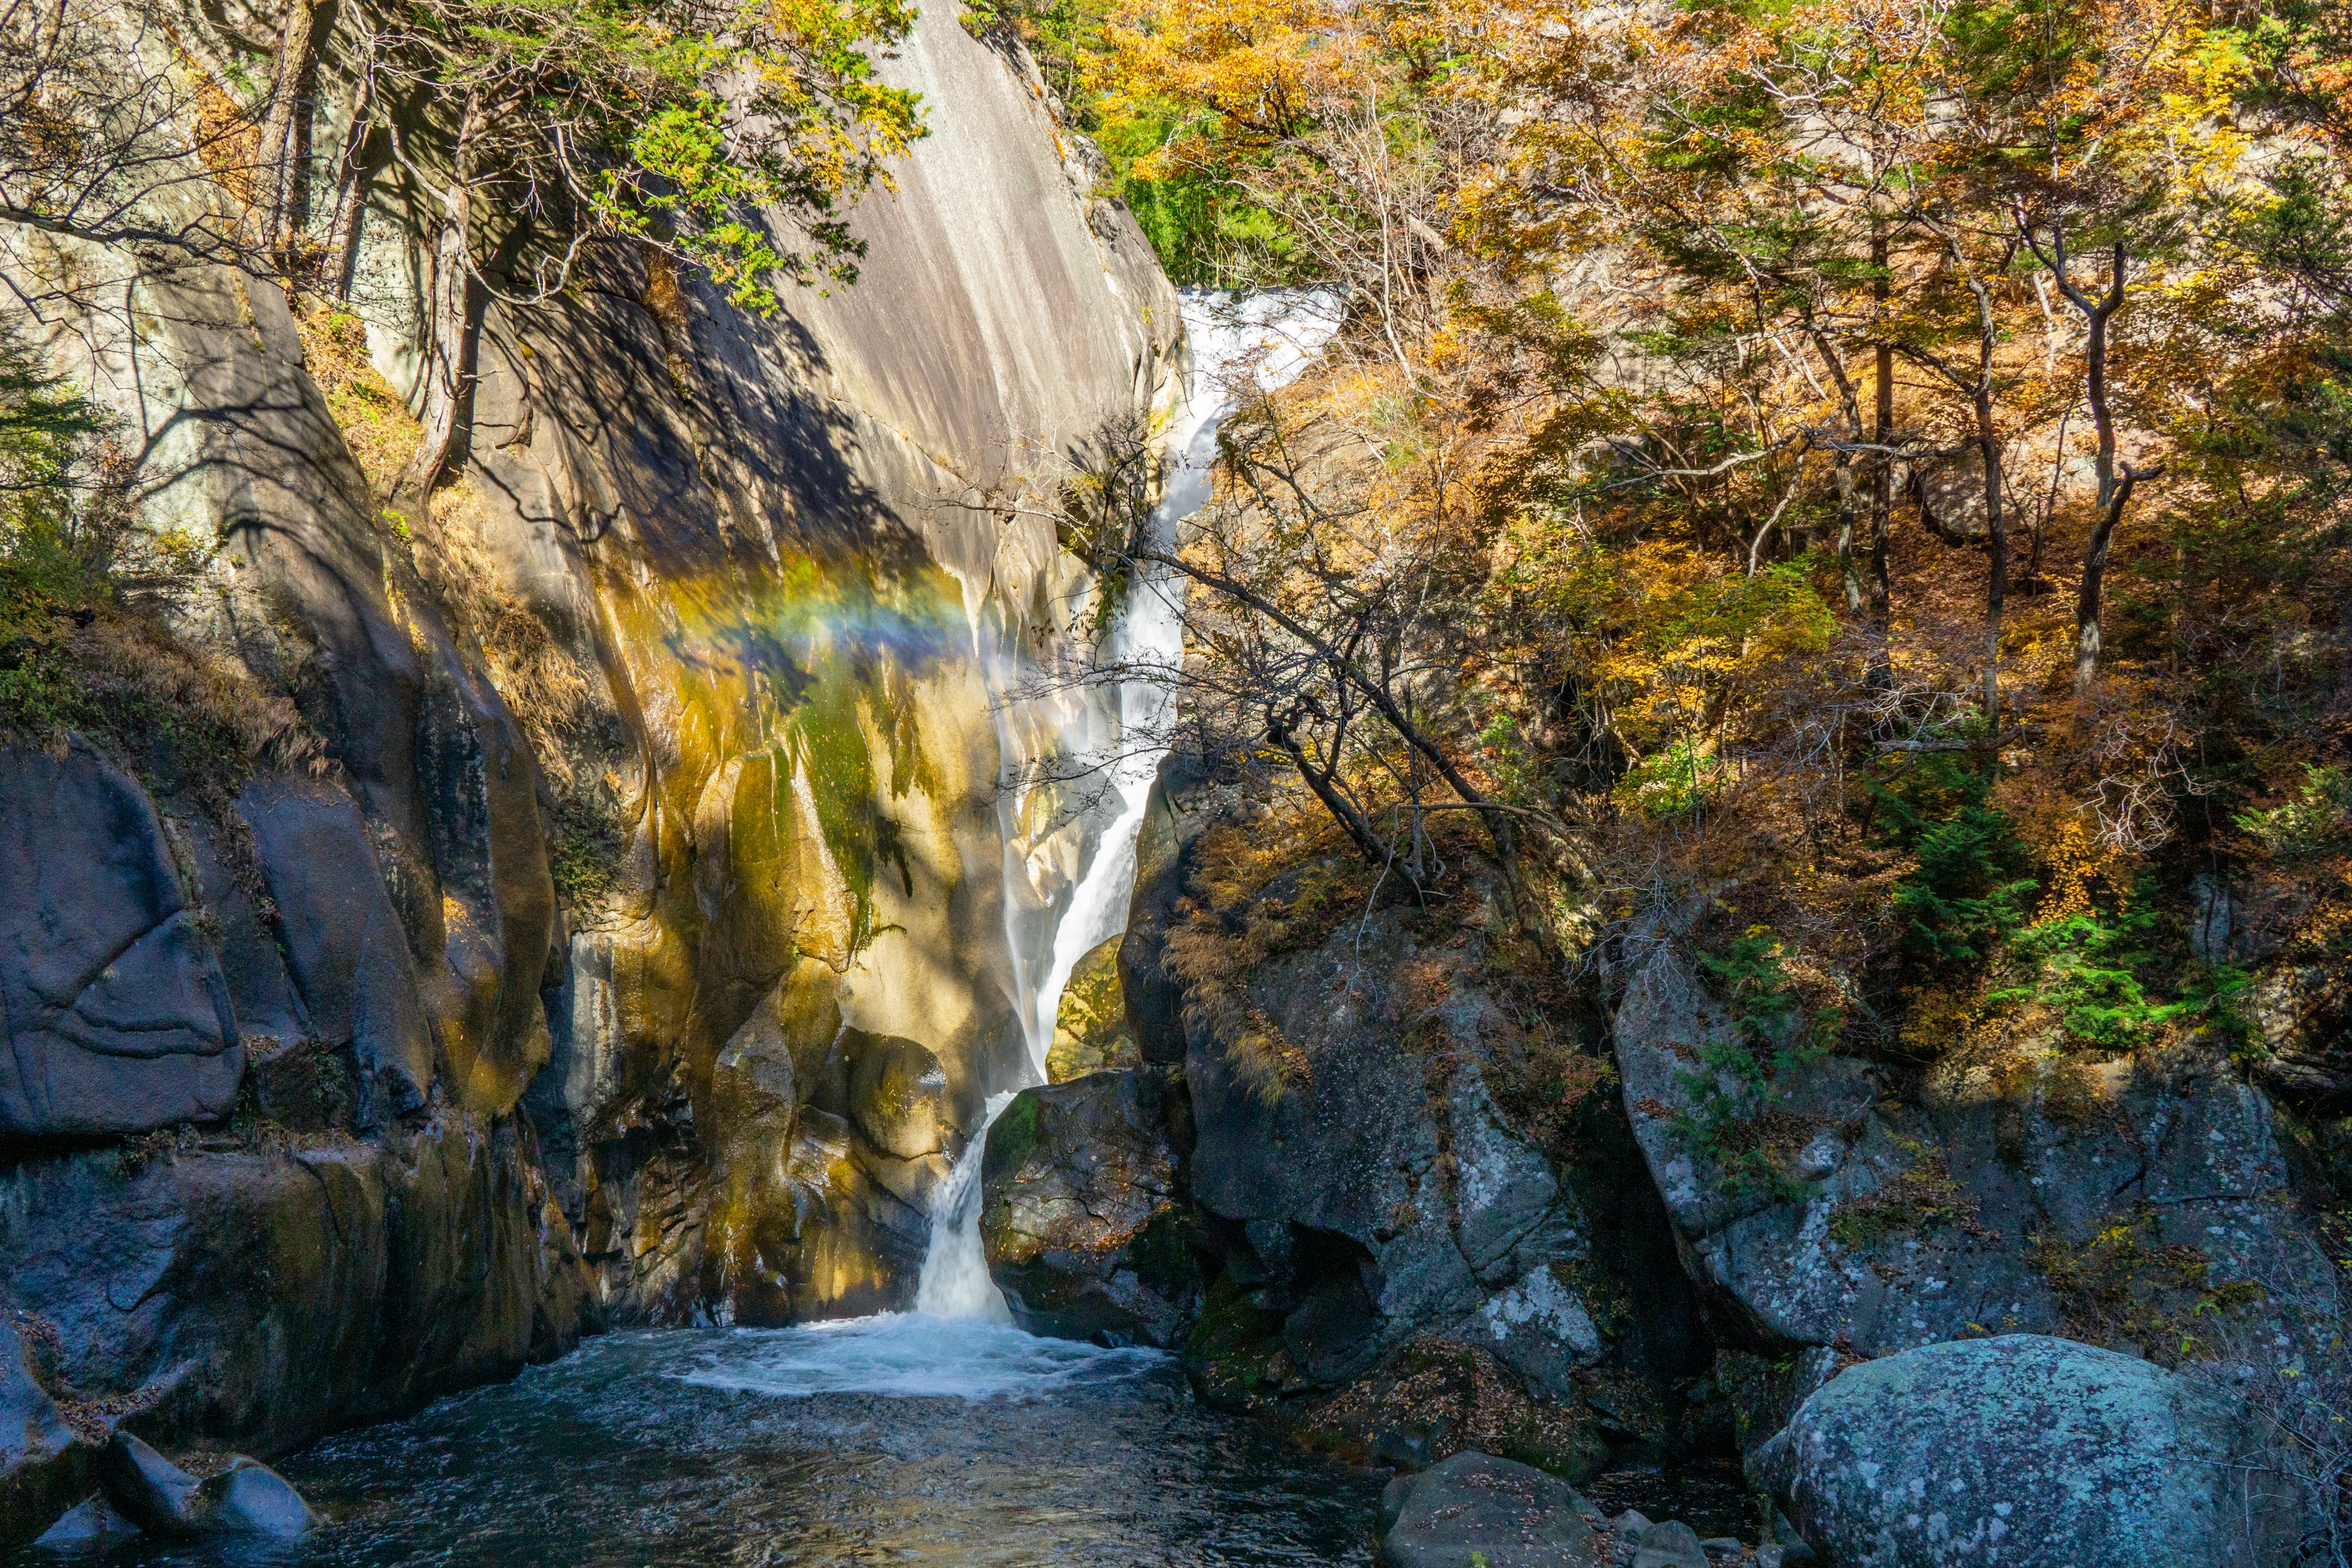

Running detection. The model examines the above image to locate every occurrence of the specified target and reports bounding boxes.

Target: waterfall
[914,288,1345,1321]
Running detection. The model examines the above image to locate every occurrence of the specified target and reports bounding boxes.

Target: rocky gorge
[0,0,2346,1561]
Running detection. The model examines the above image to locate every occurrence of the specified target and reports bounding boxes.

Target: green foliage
[1674,928,1829,1199]
[1615,737,1719,819]
[1996,883,2252,1057]
[379,0,925,309]
[547,799,627,910]
[2234,764,2352,859]
[1869,753,2038,966]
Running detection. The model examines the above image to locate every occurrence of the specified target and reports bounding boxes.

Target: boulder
[979,1067,1199,1346]
[195,1457,317,1537]
[1631,1520,1708,1568]
[236,776,436,1121]
[0,1321,90,1549]
[96,1434,202,1537]
[31,1494,140,1552]
[845,1032,952,1159]
[1751,1335,2271,1568]
[1377,1450,1602,1568]
[1046,935,1142,1082]
[91,1439,315,1544]
[0,739,242,1141]
[1182,902,1595,1385]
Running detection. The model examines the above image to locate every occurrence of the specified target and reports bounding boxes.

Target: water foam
[669,1313,1163,1401]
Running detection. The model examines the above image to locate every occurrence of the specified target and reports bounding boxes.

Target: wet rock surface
[0,1322,88,1549]
[1376,1450,1602,1568]
[979,1066,1200,1346]
[1752,1335,2268,1568]
[0,0,1184,1535]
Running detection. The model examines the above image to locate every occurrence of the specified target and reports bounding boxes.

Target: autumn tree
[343,0,925,529]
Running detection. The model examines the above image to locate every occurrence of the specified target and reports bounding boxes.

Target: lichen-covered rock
[1183,902,1596,1382]
[1046,936,1142,1082]
[1376,1450,1602,1568]
[1614,944,2316,1364]
[0,739,241,1142]
[1751,1335,2271,1568]
[979,1067,1199,1346]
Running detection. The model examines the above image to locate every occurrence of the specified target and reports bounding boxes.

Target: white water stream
[914,289,1343,1322]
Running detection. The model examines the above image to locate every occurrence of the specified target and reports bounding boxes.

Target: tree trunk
[1268,711,1423,894]
[258,0,318,260]
[323,49,379,303]
[1868,228,1894,672]
[1977,383,2005,729]
[387,94,480,529]
[2069,243,2142,695]
[1966,269,2006,734]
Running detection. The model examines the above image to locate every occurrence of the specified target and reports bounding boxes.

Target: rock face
[0,1320,89,1547]
[1109,781,1706,1472]
[979,1066,1199,1346]
[0,1114,590,1461]
[0,0,1178,1537]
[0,740,241,1139]
[1376,1450,1602,1568]
[1182,903,1596,1388]
[1751,1335,2267,1568]
[1613,944,2315,1367]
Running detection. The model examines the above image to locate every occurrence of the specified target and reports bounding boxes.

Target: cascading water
[914,288,1344,1320]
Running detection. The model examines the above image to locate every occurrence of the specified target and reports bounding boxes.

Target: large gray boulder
[1378,1450,1602,1568]
[845,1031,954,1161]
[0,739,241,1140]
[1752,1335,2270,1567]
[979,1066,1199,1346]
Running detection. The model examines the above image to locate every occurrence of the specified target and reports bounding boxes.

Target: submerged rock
[1751,1335,2274,1568]
[1376,1450,1602,1568]
[979,1066,1200,1346]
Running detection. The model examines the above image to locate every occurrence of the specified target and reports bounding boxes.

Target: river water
[32,1318,1378,1567]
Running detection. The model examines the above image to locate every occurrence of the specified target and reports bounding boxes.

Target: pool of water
[25,1318,1381,1567]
